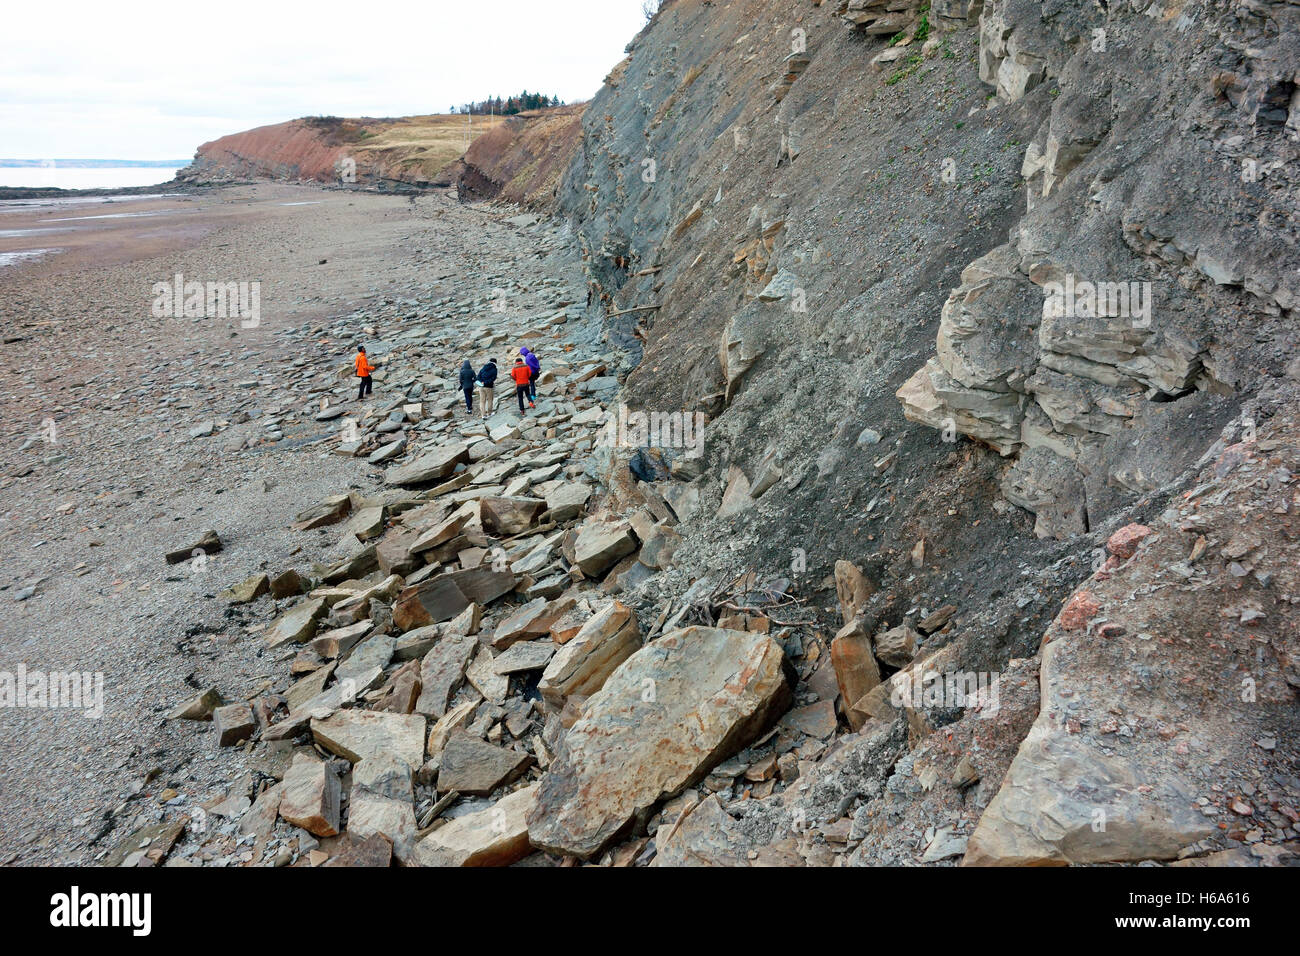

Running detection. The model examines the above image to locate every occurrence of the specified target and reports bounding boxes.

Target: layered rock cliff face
[546,0,1300,864]
[177,114,505,189]
[453,105,586,206]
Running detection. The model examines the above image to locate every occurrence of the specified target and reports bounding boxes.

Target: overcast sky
[0,0,649,160]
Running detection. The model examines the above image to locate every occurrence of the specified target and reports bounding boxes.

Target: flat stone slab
[492,640,556,675]
[538,600,641,710]
[385,442,470,486]
[412,784,539,866]
[437,731,534,796]
[415,633,477,718]
[310,709,426,769]
[278,753,341,837]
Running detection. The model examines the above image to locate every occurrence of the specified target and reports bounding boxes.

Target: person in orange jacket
[510,357,534,413]
[355,345,376,400]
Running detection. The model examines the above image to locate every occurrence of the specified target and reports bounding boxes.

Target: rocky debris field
[7,183,1289,868]
[4,0,1300,867]
[0,186,600,864]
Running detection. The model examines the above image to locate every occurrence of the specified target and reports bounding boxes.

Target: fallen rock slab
[412,783,538,867]
[278,753,341,837]
[527,626,791,858]
[293,494,352,531]
[538,600,641,710]
[347,752,418,862]
[574,519,637,578]
[264,597,328,648]
[168,686,223,721]
[437,731,534,796]
[481,496,546,535]
[415,633,477,718]
[385,443,470,486]
[213,702,256,747]
[310,709,426,770]
[221,573,269,604]
[394,568,516,631]
[165,529,223,565]
[491,595,575,650]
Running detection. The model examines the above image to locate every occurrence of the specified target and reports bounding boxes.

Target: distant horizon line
[0,159,188,167]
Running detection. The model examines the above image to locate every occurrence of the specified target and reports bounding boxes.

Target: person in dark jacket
[458,359,476,413]
[476,358,498,418]
[520,347,540,403]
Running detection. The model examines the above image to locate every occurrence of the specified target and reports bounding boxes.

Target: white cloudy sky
[0,0,649,160]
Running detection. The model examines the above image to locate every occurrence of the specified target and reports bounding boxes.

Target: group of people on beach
[458,347,540,417]
[353,343,541,417]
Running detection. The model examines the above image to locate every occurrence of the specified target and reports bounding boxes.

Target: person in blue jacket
[476,358,498,418]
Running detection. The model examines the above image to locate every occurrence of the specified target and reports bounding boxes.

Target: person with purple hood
[520,347,541,403]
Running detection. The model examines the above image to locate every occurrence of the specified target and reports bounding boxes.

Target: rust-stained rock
[393,567,516,631]
[538,600,641,710]
[278,753,341,837]
[491,595,576,650]
[831,618,881,732]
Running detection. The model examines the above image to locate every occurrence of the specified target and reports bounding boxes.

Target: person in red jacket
[355,346,376,400]
[510,358,533,413]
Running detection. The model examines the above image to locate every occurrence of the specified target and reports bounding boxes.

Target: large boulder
[527,626,792,858]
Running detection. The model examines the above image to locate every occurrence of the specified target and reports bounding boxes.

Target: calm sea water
[0,166,185,189]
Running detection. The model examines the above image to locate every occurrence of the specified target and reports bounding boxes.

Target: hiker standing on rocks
[458,359,476,414]
[476,358,498,418]
[520,346,540,404]
[355,345,375,400]
[510,357,533,413]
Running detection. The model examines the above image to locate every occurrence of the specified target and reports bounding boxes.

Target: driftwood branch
[606,304,661,318]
